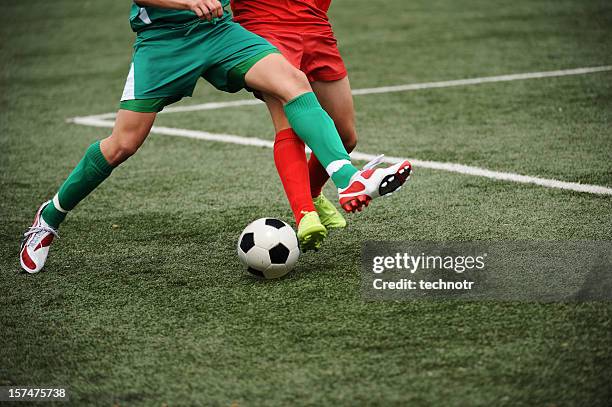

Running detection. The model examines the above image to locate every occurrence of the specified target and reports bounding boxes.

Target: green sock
[284,92,358,189]
[41,141,114,228]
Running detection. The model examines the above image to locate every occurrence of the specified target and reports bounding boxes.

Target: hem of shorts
[226,48,280,93]
[119,93,192,113]
[306,70,348,83]
[235,20,333,33]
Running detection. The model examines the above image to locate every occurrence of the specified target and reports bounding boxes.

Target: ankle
[41,201,65,230]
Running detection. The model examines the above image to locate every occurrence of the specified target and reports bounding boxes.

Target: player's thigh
[244,53,312,104]
[201,19,279,94]
[263,94,291,133]
[124,28,202,101]
[111,109,156,143]
[199,20,308,102]
[311,77,357,147]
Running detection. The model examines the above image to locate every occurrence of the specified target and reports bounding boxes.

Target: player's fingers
[191,5,204,18]
[201,5,213,21]
[213,1,224,18]
[194,1,212,21]
[206,0,223,19]
[197,6,210,20]
[203,10,213,21]
[214,5,223,18]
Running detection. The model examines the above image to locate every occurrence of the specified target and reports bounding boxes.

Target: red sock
[274,128,316,225]
[308,153,330,198]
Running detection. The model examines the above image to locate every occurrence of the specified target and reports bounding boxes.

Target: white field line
[69,115,612,196]
[349,65,612,95]
[80,65,612,121]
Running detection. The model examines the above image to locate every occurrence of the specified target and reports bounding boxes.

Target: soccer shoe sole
[341,161,412,213]
[378,161,412,196]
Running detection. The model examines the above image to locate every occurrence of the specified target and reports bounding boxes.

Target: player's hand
[185,0,223,21]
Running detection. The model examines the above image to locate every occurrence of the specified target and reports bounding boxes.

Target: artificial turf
[1,0,611,405]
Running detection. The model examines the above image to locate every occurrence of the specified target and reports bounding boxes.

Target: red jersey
[231,0,332,30]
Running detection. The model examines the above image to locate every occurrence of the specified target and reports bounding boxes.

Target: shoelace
[362,154,385,170]
[23,226,59,246]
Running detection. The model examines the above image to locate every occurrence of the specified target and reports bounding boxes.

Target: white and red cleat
[338,155,412,213]
[20,201,58,274]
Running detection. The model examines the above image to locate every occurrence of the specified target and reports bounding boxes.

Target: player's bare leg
[311,77,358,154]
[245,53,313,104]
[265,92,347,229]
[246,53,411,214]
[308,77,360,226]
[263,94,327,251]
[313,76,411,212]
[101,110,156,166]
[20,110,156,273]
[264,95,291,132]
[246,54,338,250]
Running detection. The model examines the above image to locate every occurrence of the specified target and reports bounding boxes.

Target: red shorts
[243,25,347,83]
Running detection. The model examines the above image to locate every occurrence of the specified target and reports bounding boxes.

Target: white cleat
[338,155,412,213]
[20,201,58,274]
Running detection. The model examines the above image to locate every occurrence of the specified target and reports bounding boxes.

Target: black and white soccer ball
[237,218,300,279]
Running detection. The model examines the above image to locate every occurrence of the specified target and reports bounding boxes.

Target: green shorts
[119,14,278,113]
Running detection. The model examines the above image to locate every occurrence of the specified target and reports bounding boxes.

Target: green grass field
[1,0,612,405]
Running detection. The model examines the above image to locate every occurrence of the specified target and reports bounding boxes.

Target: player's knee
[105,132,145,165]
[116,141,140,160]
[278,68,311,104]
[292,69,311,94]
[290,67,310,88]
[104,144,136,166]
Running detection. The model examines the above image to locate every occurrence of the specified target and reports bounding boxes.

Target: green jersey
[129,0,230,32]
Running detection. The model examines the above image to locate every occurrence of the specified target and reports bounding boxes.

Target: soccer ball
[237,218,300,279]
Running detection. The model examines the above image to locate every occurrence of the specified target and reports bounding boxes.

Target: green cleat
[313,193,347,229]
[297,211,328,252]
